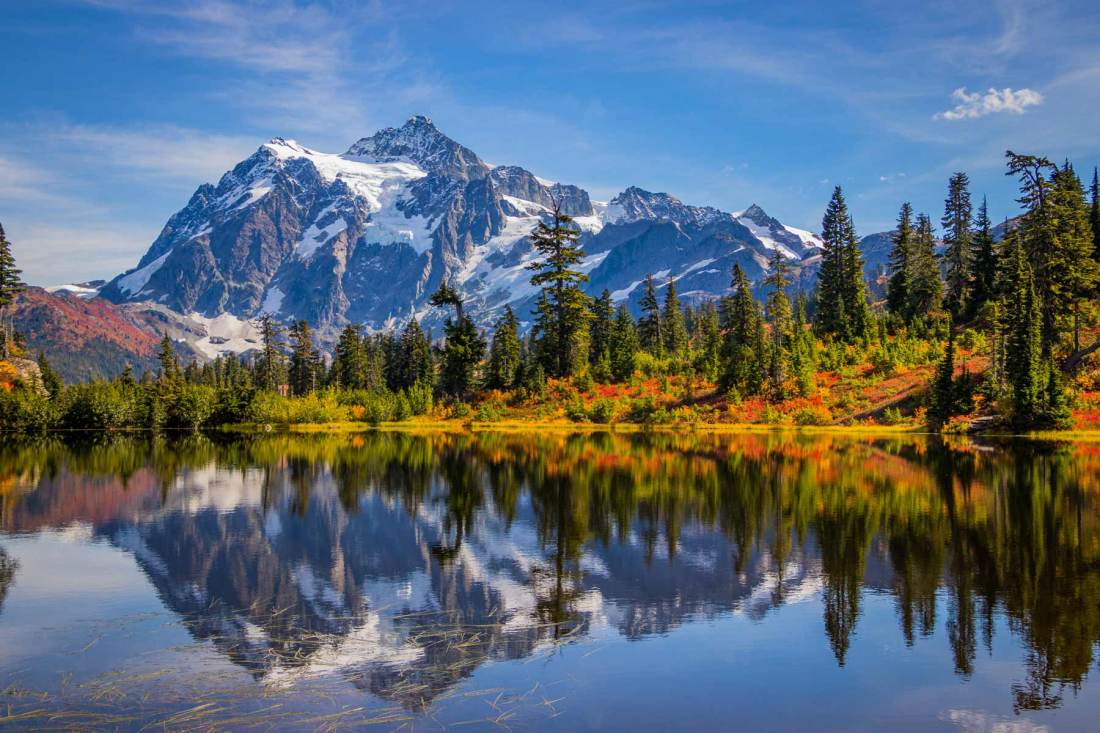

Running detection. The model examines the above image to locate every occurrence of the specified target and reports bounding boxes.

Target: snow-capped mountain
[99,116,825,350]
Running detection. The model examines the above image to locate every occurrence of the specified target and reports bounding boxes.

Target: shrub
[0,387,58,433]
[571,371,595,394]
[564,399,589,422]
[475,399,505,422]
[406,381,434,416]
[59,382,139,431]
[793,405,832,426]
[880,406,905,425]
[588,398,619,424]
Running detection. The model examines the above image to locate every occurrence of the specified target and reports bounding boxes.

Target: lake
[1,430,1098,731]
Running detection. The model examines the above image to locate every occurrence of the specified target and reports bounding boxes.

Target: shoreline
[213,420,1100,440]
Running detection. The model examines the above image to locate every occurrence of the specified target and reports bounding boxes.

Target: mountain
[95,116,824,352]
[10,288,165,381]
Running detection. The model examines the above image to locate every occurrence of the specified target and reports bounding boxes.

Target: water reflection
[1,431,1099,719]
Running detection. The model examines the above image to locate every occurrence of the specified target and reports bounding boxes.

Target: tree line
[1,151,1099,432]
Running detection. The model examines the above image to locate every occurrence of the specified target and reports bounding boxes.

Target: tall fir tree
[637,274,663,357]
[254,314,287,392]
[1049,163,1100,354]
[157,333,180,383]
[886,203,914,318]
[1003,240,1043,428]
[609,305,639,382]
[942,172,973,317]
[661,277,688,357]
[486,306,522,390]
[526,205,591,377]
[288,320,317,396]
[393,318,432,391]
[764,250,793,399]
[928,321,957,428]
[331,324,366,390]
[721,264,766,395]
[430,284,485,398]
[816,186,871,341]
[589,289,614,366]
[693,300,722,382]
[968,197,998,319]
[0,222,24,358]
[1091,168,1100,261]
[908,213,943,318]
[790,292,817,397]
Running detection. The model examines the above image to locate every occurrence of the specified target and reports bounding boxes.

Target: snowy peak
[607,186,727,228]
[735,203,822,260]
[345,115,488,181]
[738,203,773,225]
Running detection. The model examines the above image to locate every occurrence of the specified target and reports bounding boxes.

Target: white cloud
[941,708,1049,733]
[936,87,1044,120]
[50,124,257,182]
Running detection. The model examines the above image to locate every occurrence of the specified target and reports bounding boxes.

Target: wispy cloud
[76,0,431,142]
[936,87,1044,120]
[51,124,258,182]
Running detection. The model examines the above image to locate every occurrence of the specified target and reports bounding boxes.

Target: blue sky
[2,0,1098,285]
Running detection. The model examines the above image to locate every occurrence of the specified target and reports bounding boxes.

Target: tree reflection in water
[1,431,1099,713]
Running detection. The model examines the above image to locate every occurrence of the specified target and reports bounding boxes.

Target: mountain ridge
[89,117,828,351]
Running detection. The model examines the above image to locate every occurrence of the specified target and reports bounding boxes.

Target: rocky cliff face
[98,116,830,352]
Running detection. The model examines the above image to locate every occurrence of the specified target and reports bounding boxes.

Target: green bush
[59,382,140,431]
[406,381,434,416]
[588,398,619,424]
[250,391,348,425]
[167,384,218,429]
[881,406,904,425]
[0,387,58,433]
[564,399,589,422]
[475,400,505,422]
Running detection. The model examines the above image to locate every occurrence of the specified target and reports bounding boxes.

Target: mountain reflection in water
[1,431,1099,729]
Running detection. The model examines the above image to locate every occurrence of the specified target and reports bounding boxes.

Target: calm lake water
[1,431,1099,731]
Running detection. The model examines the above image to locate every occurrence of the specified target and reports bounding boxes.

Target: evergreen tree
[288,320,317,396]
[0,223,24,358]
[526,205,592,377]
[637,274,663,357]
[393,318,433,391]
[968,197,998,319]
[662,277,688,358]
[589,289,614,366]
[609,304,639,382]
[928,322,957,428]
[36,351,63,397]
[431,284,485,398]
[886,203,914,318]
[157,333,180,383]
[764,250,793,398]
[942,172,973,317]
[1049,163,1099,354]
[254,314,287,392]
[816,187,871,341]
[790,292,817,396]
[1091,168,1100,261]
[908,213,943,317]
[721,264,766,395]
[331,324,367,390]
[486,306,522,391]
[693,300,722,382]
[1003,242,1043,429]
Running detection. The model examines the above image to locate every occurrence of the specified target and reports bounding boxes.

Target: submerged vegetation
[2,153,1100,433]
